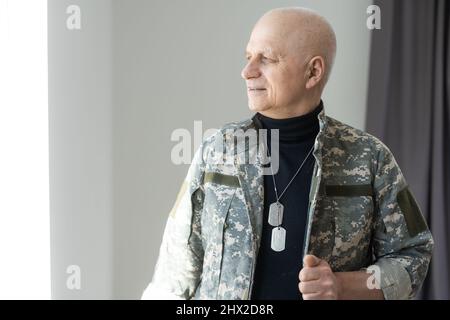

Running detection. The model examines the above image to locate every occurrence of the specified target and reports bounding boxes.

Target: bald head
[254,7,337,83]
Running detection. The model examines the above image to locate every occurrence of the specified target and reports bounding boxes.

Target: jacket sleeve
[368,140,434,300]
[141,145,206,300]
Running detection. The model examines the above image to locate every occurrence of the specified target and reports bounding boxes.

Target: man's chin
[248,102,269,113]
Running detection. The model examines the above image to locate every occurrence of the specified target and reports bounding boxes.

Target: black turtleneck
[251,101,323,300]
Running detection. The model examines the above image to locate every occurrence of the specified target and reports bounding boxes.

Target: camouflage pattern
[144,108,434,300]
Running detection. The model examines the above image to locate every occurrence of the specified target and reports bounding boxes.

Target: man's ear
[305,56,325,89]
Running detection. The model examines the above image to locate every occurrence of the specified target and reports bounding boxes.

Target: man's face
[241,20,308,117]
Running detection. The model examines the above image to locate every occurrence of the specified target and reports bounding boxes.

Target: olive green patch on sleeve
[324,184,373,197]
[204,171,240,188]
[397,186,428,237]
[169,180,188,218]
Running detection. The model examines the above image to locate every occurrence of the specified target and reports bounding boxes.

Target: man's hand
[298,254,341,300]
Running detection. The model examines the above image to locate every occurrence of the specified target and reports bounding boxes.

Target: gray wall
[48,0,371,299]
[48,0,114,299]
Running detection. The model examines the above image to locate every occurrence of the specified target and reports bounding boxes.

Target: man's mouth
[248,88,266,91]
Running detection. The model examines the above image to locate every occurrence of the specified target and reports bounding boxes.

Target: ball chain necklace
[267,142,315,252]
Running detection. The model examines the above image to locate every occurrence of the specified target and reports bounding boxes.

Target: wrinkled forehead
[245,24,301,58]
[246,24,290,54]
[245,39,282,57]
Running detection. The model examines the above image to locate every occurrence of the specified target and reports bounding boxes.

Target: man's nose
[241,60,261,80]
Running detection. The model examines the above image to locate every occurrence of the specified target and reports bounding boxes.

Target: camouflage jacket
[144,108,434,300]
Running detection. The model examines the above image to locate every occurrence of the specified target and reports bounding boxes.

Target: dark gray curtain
[366,0,450,299]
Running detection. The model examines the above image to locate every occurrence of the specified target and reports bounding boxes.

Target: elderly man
[143,7,433,300]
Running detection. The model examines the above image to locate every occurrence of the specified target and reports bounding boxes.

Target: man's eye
[245,56,275,63]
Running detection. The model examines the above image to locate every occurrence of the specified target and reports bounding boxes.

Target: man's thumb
[303,254,321,267]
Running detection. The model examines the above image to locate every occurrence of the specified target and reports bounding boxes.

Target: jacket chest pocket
[323,184,374,270]
[198,172,239,299]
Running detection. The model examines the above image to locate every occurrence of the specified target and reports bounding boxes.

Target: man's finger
[303,254,321,268]
[298,279,321,294]
[302,293,322,300]
[299,267,321,282]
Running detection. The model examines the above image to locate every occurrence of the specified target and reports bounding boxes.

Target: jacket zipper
[247,234,258,299]
[302,163,322,258]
